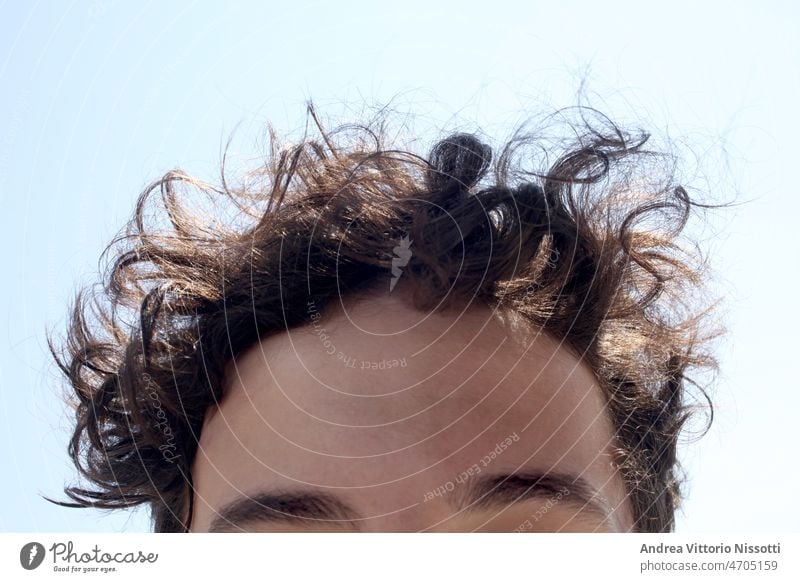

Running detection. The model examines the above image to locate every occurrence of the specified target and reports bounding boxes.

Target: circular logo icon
[20,542,46,570]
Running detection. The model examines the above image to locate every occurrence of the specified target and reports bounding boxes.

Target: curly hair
[48,104,723,532]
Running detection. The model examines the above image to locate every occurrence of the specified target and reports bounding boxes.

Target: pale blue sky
[1,0,798,532]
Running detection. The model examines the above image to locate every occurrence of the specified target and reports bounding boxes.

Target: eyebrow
[206,472,610,532]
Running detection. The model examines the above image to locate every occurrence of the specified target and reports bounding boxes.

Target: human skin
[190,290,635,532]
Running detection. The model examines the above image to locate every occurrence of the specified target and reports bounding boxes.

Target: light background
[1,0,797,532]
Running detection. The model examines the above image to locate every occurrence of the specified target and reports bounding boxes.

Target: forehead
[192,293,626,529]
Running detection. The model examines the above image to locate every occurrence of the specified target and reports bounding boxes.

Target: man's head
[50,106,720,532]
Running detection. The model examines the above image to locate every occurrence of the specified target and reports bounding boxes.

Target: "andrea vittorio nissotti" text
[640,543,780,554]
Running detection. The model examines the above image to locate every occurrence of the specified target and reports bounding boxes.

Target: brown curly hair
[48,104,723,532]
